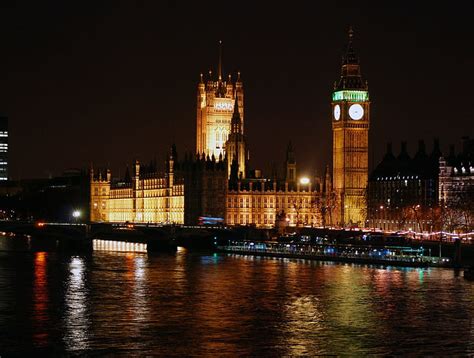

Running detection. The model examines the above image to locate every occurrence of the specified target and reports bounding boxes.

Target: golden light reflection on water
[125,253,149,326]
[283,295,325,356]
[33,252,49,347]
[6,249,473,355]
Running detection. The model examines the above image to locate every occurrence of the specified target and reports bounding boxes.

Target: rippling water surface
[0,238,473,356]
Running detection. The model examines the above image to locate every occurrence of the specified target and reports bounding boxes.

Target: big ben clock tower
[332,28,370,227]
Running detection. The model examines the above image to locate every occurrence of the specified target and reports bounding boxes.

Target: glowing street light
[299,177,310,185]
[72,210,81,219]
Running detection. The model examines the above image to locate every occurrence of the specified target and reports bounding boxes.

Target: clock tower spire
[332,27,370,227]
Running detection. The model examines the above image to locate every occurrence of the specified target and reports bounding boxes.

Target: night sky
[0,1,472,180]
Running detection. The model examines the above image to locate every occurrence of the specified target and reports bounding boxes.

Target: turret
[90,165,111,222]
[168,147,175,187]
[230,93,242,134]
[225,92,247,179]
[285,141,296,185]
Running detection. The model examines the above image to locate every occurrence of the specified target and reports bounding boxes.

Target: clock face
[333,105,340,120]
[349,104,364,120]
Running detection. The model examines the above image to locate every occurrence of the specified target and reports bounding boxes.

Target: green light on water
[419,269,424,283]
[332,90,369,102]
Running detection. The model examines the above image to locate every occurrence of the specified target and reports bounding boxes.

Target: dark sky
[0,1,473,180]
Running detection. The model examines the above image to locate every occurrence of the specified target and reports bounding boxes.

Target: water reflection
[129,254,149,325]
[283,295,324,356]
[63,256,89,351]
[32,252,49,347]
[0,247,473,356]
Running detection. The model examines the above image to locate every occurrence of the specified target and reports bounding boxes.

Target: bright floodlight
[72,210,81,218]
[300,177,310,185]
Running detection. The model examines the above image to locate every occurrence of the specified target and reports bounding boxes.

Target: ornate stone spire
[216,40,226,97]
[230,93,242,134]
[286,141,295,164]
[336,26,366,90]
[343,26,358,65]
[218,40,223,81]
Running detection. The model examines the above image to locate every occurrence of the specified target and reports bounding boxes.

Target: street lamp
[72,210,81,223]
[299,177,310,185]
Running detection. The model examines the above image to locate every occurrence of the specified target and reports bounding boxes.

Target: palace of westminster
[90,27,473,232]
[90,30,370,228]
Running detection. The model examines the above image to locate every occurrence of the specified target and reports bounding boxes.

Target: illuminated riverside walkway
[218,241,453,268]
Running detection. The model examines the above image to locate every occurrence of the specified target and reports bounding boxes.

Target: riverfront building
[226,143,325,228]
[439,137,474,205]
[368,137,474,233]
[438,137,474,231]
[90,31,369,228]
[90,155,184,224]
[90,147,227,225]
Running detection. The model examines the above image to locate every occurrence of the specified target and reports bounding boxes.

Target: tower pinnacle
[342,26,358,65]
[231,92,242,134]
[336,27,365,90]
[215,40,226,97]
[218,40,223,81]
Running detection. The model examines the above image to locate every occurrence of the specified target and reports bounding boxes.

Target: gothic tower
[196,42,244,160]
[285,141,296,185]
[332,28,370,227]
[90,167,111,222]
[225,94,246,178]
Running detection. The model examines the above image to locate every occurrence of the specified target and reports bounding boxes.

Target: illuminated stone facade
[196,50,244,162]
[90,148,229,225]
[90,156,184,224]
[332,28,370,227]
[226,144,324,228]
[90,38,364,229]
[226,180,322,228]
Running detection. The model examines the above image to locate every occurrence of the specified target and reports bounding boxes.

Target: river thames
[0,239,473,356]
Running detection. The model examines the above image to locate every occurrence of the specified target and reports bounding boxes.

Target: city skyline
[0,2,472,179]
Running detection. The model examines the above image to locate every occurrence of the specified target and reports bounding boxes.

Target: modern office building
[0,116,8,181]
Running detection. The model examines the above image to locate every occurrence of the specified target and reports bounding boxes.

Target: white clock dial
[333,104,340,120]
[349,104,364,120]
